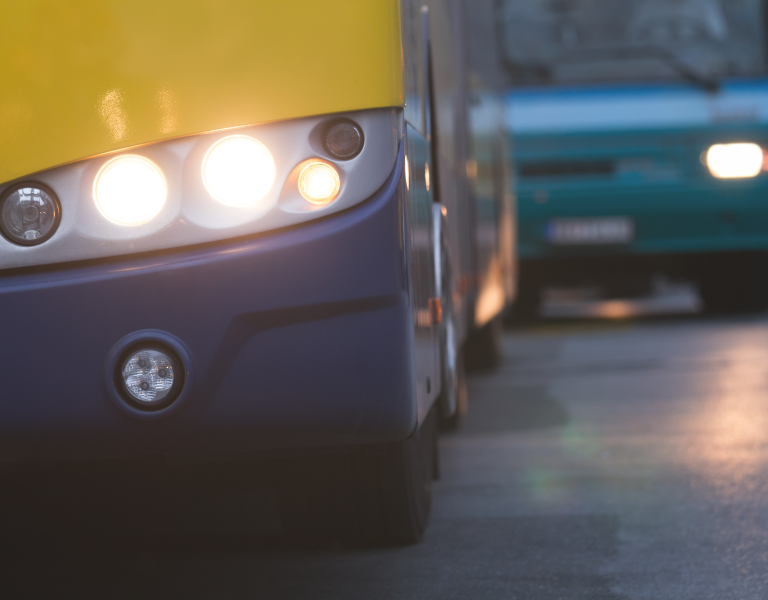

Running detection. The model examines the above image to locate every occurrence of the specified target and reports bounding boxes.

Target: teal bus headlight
[706,143,764,179]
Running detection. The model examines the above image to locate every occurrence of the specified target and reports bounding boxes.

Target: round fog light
[298,160,341,205]
[0,184,61,246]
[119,348,182,409]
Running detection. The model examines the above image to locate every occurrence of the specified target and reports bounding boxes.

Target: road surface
[4,314,768,598]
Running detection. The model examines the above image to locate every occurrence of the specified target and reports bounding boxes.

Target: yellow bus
[0,0,514,545]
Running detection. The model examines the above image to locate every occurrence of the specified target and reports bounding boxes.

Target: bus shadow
[0,460,286,559]
[0,510,622,600]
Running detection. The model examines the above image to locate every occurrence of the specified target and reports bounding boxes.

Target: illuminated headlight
[203,136,276,206]
[0,184,60,245]
[298,160,341,205]
[706,143,764,179]
[94,155,167,225]
[119,348,181,410]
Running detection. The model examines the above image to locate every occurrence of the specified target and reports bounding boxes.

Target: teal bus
[500,0,768,314]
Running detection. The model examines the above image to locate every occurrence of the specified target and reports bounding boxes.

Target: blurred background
[497,0,768,322]
[4,2,768,597]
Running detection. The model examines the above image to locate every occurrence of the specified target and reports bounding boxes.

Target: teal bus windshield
[498,0,766,88]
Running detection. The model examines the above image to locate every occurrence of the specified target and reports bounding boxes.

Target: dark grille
[519,160,615,178]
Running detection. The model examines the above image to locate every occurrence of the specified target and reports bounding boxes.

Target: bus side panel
[427,0,476,345]
[464,0,518,326]
[404,124,441,421]
[402,0,441,418]
[469,94,518,325]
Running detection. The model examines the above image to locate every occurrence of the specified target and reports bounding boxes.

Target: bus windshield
[498,0,766,87]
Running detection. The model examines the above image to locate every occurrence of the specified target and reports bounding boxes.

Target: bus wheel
[504,285,541,325]
[699,252,768,313]
[464,316,504,371]
[276,409,437,547]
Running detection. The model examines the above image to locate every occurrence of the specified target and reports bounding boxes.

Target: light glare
[298,160,341,205]
[203,136,276,206]
[94,155,167,225]
[706,143,764,179]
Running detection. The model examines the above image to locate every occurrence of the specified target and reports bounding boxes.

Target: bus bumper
[518,179,768,260]
[0,164,418,461]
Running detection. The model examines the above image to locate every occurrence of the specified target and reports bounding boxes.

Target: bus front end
[0,1,418,460]
[500,0,768,312]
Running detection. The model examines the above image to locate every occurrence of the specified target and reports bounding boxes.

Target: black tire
[504,285,541,325]
[464,316,504,371]
[276,409,438,548]
[699,252,768,313]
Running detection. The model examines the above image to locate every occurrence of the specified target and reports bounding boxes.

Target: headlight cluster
[0,117,366,247]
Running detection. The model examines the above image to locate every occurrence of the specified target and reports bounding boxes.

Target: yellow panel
[0,0,404,184]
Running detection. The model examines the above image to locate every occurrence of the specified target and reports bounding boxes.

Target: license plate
[546,217,634,245]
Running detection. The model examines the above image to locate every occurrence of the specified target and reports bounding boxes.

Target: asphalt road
[5,313,768,598]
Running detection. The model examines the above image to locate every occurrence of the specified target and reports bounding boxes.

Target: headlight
[94,155,167,225]
[0,184,61,246]
[706,143,764,179]
[202,136,276,206]
[298,160,341,205]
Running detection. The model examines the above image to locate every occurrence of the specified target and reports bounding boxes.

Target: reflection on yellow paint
[156,86,178,135]
[98,89,129,142]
